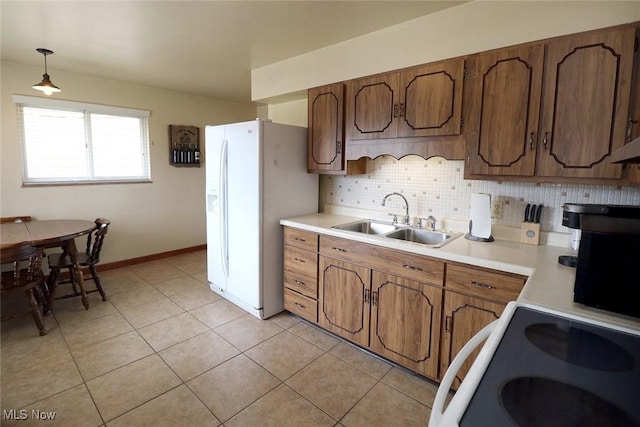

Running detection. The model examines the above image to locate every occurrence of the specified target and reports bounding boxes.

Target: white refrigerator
[205,119,318,319]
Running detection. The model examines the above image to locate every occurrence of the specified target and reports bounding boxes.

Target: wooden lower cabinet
[369,271,442,378]
[317,246,444,379]
[283,227,319,322]
[284,228,529,385]
[439,291,506,389]
[318,256,371,347]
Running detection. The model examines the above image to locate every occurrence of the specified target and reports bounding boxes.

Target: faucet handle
[419,216,437,230]
[388,213,398,224]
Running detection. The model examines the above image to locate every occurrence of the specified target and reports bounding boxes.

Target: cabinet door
[308,84,345,173]
[625,27,640,184]
[318,256,371,347]
[465,44,544,176]
[347,72,399,140]
[398,59,464,138]
[369,272,442,379]
[440,291,505,389]
[536,27,636,178]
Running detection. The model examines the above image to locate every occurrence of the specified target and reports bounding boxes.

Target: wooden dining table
[0,219,97,312]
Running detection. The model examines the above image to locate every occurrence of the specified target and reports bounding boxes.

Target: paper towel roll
[470,193,492,239]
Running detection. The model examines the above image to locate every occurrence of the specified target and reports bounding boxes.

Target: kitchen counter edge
[281,213,640,331]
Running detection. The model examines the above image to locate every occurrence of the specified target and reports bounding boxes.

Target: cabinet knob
[403,264,423,272]
[543,131,549,151]
[445,315,453,332]
[529,132,535,150]
[627,118,639,143]
[470,280,493,289]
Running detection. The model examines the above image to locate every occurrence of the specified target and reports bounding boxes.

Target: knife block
[520,222,540,245]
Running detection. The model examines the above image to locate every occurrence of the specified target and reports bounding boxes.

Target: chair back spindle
[88,218,110,265]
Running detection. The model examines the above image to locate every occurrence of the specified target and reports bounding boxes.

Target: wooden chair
[0,216,32,224]
[1,242,48,336]
[47,218,110,305]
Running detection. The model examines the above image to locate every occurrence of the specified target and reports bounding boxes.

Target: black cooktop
[460,307,640,427]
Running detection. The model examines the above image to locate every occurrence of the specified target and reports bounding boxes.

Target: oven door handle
[429,319,499,427]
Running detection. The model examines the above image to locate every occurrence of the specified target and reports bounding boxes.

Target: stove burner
[501,377,640,427]
[525,322,634,372]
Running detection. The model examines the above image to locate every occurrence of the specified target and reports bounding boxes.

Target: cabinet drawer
[283,227,318,252]
[284,269,317,299]
[284,288,317,323]
[319,235,444,286]
[377,250,444,286]
[445,263,526,302]
[284,246,317,278]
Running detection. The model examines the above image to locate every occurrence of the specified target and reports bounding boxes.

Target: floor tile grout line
[4,252,438,426]
[291,318,437,409]
[29,311,109,426]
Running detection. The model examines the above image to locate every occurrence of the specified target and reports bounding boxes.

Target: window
[13,95,151,185]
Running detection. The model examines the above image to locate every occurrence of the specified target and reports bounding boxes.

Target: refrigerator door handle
[220,139,229,278]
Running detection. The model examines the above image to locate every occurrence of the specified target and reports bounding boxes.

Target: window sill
[22,179,153,187]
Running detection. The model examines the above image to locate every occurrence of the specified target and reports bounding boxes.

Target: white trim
[12,94,150,118]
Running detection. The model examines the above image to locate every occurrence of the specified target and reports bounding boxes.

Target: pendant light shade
[32,48,61,95]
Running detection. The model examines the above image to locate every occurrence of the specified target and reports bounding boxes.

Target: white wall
[264,99,307,127]
[1,62,256,263]
[252,1,640,101]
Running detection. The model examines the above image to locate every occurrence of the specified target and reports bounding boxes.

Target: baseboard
[97,244,206,271]
[53,245,206,279]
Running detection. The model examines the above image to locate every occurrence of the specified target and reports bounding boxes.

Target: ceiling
[0,1,467,104]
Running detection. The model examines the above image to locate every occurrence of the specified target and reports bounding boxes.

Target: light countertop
[281,212,640,331]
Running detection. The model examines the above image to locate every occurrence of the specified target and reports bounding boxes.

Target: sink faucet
[382,192,410,225]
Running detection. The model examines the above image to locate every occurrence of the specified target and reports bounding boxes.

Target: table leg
[46,246,67,315]
[66,239,90,310]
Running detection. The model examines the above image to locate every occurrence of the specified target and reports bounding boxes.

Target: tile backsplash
[322,156,640,233]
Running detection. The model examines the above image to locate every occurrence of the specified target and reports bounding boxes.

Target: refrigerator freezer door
[225,121,262,310]
[205,125,228,291]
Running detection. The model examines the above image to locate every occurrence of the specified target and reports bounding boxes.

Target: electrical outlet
[491,200,504,219]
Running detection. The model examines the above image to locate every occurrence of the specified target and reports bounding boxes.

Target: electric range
[431,302,640,427]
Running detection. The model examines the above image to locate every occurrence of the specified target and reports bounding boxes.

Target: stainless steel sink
[332,219,397,235]
[385,228,462,248]
[332,219,462,248]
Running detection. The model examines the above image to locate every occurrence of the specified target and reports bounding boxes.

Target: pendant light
[32,48,61,95]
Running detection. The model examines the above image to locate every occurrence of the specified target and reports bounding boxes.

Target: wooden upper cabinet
[348,72,399,140]
[307,83,367,175]
[465,45,544,176]
[307,83,345,173]
[346,59,464,141]
[536,27,636,178]
[399,59,464,138]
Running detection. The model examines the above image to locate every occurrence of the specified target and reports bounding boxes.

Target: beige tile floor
[1,250,442,426]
